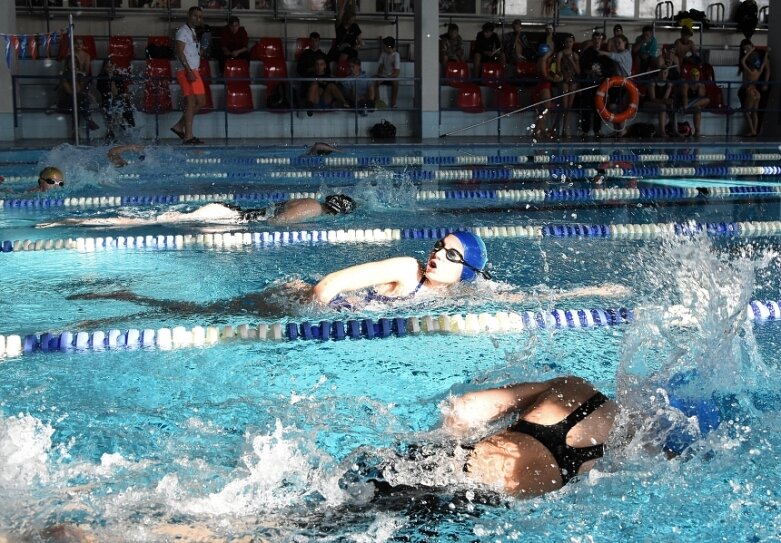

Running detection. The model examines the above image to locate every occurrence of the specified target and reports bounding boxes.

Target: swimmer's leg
[158,203,239,224]
[67,290,206,313]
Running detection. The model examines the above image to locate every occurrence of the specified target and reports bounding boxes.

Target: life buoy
[594,76,639,123]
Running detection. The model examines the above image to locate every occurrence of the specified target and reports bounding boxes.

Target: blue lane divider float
[0,192,319,213]
[4,300,781,358]
[5,220,781,254]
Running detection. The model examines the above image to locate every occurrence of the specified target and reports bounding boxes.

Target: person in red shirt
[219,16,249,74]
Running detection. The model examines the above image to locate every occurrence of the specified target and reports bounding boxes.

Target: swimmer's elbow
[311,279,336,304]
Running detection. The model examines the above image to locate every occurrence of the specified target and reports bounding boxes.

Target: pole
[68,14,79,145]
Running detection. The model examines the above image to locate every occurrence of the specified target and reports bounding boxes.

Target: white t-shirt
[377,51,401,77]
[175,24,200,70]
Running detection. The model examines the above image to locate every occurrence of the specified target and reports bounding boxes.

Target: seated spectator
[327,5,362,63]
[342,56,374,114]
[645,66,677,137]
[674,26,698,65]
[373,37,401,109]
[297,31,328,101]
[632,25,658,73]
[72,37,92,75]
[738,41,770,137]
[502,19,530,64]
[607,23,623,52]
[219,16,249,74]
[305,57,347,114]
[439,23,465,66]
[54,64,99,133]
[678,67,709,137]
[96,56,135,142]
[472,22,505,79]
[657,44,681,77]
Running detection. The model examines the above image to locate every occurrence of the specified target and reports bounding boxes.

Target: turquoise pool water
[1,143,780,542]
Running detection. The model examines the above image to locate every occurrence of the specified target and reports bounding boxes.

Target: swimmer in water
[107,144,146,167]
[0,166,65,194]
[37,194,356,228]
[305,142,341,156]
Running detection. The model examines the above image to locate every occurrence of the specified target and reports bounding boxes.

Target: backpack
[369,120,396,139]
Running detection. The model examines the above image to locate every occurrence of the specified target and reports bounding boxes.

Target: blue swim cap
[750,55,762,70]
[663,370,721,454]
[451,231,488,281]
[537,42,550,56]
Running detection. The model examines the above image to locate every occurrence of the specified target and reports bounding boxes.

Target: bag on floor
[369,120,396,139]
[626,122,656,138]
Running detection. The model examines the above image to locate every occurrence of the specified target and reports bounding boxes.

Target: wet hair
[482,22,495,32]
[39,166,63,180]
[324,194,356,215]
[188,6,202,15]
[309,31,320,40]
[613,24,623,32]
[451,231,488,281]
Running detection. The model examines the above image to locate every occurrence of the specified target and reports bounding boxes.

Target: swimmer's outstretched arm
[107,144,145,167]
[311,256,421,304]
[268,198,325,226]
[442,381,553,436]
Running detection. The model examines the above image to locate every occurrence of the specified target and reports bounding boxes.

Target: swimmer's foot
[170,126,185,140]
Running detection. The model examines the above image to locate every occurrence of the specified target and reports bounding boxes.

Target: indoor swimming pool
[1,142,781,542]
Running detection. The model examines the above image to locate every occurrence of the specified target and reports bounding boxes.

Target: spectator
[543,22,555,52]
[472,22,505,79]
[96,56,135,142]
[502,19,530,64]
[439,23,465,66]
[673,26,698,65]
[305,57,347,114]
[373,36,401,109]
[55,63,99,133]
[607,23,623,52]
[657,44,681,77]
[72,37,92,75]
[342,56,374,114]
[297,32,328,101]
[678,67,709,137]
[170,6,207,145]
[577,30,608,138]
[645,66,676,137]
[555,34,580,137]
[632,25,658,73]
[218,16,249,74]
[531,43,560,140]
[328,5,362,63]
[599,34,631,77]
[738,41,770,137]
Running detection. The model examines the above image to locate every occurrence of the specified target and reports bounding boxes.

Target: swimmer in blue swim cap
[312,231,491,305]
[739,40,769,137]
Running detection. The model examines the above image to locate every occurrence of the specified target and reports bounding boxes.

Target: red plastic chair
[262,57,288,96]
[197,58,214,113]
[147,36,172,49]
[108,36,134,60]
[224,59,253,112]
[480,61,504,87]
[515,60,536,78]
[495,85,519,111]
[334,58,350,78]
[251,37,285,61]
[143,58,172,114]
[58,35,97,64]
[456,84,484,113]
[444,60,470,88]
[294,37,312,60]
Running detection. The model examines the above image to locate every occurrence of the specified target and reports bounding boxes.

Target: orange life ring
[594,76,639,123]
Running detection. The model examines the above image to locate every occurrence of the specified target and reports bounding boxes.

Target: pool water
[1,143,781,542]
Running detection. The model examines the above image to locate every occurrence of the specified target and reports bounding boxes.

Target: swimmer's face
[38,170,64,192]
[426,234,465,286]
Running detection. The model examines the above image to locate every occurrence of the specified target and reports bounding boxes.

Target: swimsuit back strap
[559,391,609,428]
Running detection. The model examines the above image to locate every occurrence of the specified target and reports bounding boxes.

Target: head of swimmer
[425,232,490,285]
[323,194,356,215]
[37,166,64,192]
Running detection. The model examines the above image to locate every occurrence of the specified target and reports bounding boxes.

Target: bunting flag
[1,30,66,68]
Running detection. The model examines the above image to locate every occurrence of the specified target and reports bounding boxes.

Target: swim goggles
[431,239,492,280]
[40,176,64,186]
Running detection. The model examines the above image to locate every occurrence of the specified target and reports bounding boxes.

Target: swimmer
[107,144,145,167]
[345,372,720,499]
[305,142,341,156]
[0,166,65,194]
[37,194,356,229]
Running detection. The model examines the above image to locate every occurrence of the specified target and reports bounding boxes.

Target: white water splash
[0,413,54,487]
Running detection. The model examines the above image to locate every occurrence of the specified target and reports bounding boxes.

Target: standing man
[171,6,206,145]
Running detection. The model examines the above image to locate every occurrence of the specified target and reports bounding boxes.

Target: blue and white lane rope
[3,300,781,358]
[185,151,781,167]
[4,220,781,254]
[4,185,778,214]
[0,191,319,212]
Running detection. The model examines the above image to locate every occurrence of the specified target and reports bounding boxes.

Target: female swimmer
[38,194,356,228]
[0,166,65,194]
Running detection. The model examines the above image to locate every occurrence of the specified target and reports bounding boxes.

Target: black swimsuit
[508,392,609,484]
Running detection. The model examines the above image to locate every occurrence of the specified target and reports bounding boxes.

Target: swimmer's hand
[36,222,61,229]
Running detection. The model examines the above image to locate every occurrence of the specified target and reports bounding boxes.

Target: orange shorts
[176,68,206,97]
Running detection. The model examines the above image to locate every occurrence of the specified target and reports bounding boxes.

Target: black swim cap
[324,194,356,215]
